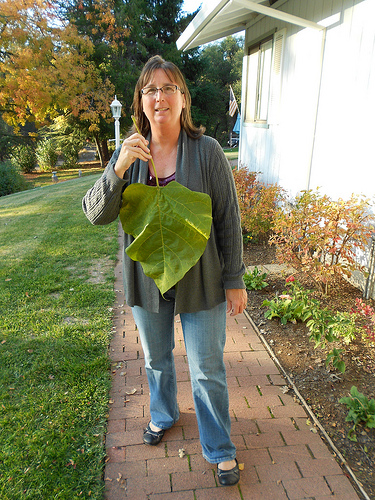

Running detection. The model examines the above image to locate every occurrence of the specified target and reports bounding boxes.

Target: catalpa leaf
[119,181,212,295]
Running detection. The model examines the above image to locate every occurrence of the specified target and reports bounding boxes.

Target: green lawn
[24,166,104,189]
[0,175,118,499]
[223,147,239,161]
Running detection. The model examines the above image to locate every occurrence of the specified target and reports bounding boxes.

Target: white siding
[277,27,324,194]
[239,0,375,200]
[310,0,375,199]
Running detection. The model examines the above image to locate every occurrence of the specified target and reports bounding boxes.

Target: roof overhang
[177,0,324,51]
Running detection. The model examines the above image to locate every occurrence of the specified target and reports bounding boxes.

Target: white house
[177,0,375,201]
[178,0,375,296]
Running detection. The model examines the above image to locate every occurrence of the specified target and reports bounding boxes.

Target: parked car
[228,137,239,148]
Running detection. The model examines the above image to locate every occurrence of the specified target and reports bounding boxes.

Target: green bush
[61,146,79,169]
[340,386,375,441]
[262,277,314,325]
[10,144,36,173]
[244,266,269,290]
[57,134,84,169]
[36,138,58,172]
[0,161,29,196]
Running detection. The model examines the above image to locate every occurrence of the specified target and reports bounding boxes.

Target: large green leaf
[119,181,212,295]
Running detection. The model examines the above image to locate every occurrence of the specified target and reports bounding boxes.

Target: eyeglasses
[141,84,184,96]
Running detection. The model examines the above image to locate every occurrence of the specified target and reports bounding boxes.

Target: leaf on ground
[120,181,212,295]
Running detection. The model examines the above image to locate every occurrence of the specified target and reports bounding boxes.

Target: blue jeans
[131,292,236,464]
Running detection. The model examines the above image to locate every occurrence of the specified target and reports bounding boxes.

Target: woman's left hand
[226,289,248,316]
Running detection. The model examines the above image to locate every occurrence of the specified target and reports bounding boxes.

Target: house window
[244,30,285,124]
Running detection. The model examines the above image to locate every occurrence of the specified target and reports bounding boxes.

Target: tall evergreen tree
[59,0,198,150]
[192,36,244,145]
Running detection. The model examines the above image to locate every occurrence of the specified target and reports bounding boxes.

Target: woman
[82,55,247,486]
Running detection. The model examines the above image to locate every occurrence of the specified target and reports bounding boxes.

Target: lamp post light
[110,95,122,149]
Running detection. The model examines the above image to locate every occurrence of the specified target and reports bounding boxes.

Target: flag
[233,113,241,133]
[229,86,238,117]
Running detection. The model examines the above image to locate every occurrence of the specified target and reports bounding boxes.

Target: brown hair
[131,55,205,139]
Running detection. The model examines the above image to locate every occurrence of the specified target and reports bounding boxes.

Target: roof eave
[176,0,231,51]
[177,0,324,51]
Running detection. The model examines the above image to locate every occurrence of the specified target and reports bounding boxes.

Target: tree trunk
[101,139,110,163]
[213,122,220,140]
[93,135,105,168]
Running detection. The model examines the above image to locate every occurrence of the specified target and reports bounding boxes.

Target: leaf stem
[131,115,159,188]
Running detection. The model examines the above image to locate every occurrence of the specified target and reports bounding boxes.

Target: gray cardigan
[82,130,245,314]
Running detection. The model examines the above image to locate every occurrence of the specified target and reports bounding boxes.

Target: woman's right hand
[114,133,152,179]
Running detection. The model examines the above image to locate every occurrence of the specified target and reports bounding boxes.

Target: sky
[181,0,203,14]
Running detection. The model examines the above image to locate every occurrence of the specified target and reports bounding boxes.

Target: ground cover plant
[0,175,118,499]
[262,276,360,372]
[243,266,268,290]
[340,386,375,442]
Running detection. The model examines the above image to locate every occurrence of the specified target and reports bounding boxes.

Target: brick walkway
[104,239,361,499]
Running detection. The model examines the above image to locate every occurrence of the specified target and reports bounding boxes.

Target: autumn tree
[0,0,115,164]
[1,0,243,166]
[57,0,136,160]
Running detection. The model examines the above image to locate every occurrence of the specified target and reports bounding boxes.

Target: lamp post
[110,95,122,149]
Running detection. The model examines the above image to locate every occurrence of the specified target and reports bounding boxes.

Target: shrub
[270,189,375,294]
[36,138,58,172]
[54,129,85,169]
[233,167,284,243]
[62,145,80,169]
[351,298,375,341]
[10,144,36,173]
[0,160,29,196]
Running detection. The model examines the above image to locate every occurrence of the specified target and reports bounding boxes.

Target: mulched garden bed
[243,243,375,499]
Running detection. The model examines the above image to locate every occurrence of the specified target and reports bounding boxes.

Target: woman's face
[141,68,186,131]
